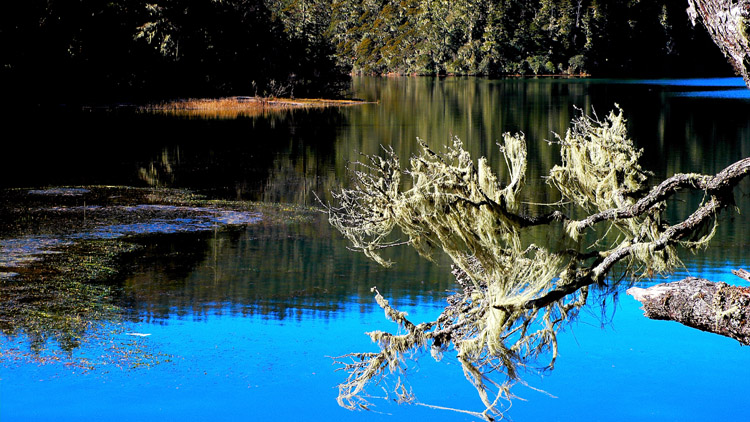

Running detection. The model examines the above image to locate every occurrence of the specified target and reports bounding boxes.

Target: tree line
[317,0,731,76]
[1,0,732,103]
[2,0,346,102]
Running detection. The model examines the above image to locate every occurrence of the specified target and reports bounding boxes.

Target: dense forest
[332,0,736,76]
[1,0,733,102]
[1,0,347,102]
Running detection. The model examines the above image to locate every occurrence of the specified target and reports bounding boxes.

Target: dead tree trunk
[687,0,750,88]
[627,276,750,345]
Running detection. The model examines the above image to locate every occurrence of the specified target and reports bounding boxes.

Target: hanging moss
[326,106,749,420]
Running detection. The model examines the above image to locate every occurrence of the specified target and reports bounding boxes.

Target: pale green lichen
[548,106,650,213]
[327,129,579,418]
[326,106,728,420]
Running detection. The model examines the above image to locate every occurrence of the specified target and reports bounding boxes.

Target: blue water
[675,89,750,99]
[2,218,748,422]
[624,77,745,87]
[613,77,750,100]
[2,279,748,421]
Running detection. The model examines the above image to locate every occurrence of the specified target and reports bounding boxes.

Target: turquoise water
[613,77,750,98]
[2,77,750,420]
[2,223,748,421]
[620,77,745,86]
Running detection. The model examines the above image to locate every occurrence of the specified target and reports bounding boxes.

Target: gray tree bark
[628,275,750,345]
[687,0,750,88]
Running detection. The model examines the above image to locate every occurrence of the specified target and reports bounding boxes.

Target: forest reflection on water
[120,214,457,324]
[2,77,750,421]
[128,76,750,212]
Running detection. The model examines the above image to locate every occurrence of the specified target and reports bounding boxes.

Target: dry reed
[140,96,368,118]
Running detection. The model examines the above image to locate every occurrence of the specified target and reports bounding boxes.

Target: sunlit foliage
[323,0,723,76]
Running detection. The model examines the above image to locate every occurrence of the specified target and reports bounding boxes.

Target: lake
[1,77,750,421]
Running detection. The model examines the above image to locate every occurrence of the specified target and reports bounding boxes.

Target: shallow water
[2,77,750,421]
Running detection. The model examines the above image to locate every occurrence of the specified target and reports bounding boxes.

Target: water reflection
[0,187,264,357]
[4,78,749,207]
[3,210,748,422]
[3,77,749,347]
[122,214,456,323]
[133,77,750,208]
[2,77,750,420]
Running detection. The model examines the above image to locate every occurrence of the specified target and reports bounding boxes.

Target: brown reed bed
[139,96,370,118]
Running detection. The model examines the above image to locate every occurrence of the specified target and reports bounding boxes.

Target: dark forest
[1,0,734,103]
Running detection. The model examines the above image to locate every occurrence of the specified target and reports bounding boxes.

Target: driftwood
[687,0,750,88]
[628,274,750,345]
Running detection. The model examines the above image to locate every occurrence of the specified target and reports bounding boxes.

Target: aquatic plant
[324,106,750,420]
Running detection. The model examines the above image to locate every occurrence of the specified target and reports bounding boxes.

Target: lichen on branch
[323,106,750,420]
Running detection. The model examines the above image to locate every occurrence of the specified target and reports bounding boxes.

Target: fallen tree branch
[627,276,750,345]
[326,105,750,420]
[526,157,750,310]
[732,268,750,282]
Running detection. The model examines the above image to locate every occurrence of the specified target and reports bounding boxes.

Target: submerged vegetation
[0,186,294,366]
[324,107,750,419]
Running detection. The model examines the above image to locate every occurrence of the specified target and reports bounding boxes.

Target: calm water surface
[2,77,750,421]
